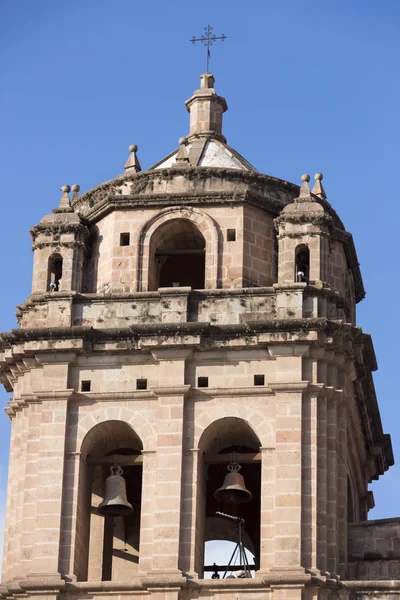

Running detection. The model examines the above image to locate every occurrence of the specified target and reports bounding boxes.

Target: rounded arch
[80,420,143,459]
[194,402,274,450]
[194,416,262,578]
[74,419,146,582]
[295,243,310,282]
[47,252,63,291]
[198,416,261,455]
[137,206,219,291]
[76,409,156,457]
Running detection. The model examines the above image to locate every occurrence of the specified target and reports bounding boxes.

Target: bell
[98,464,133,517]
[214,460,252,504]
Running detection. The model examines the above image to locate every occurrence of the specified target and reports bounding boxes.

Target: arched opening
[195,418,261,578]
[204,540,256,579]
[148,219,205,290]
[295,244,310,282]
[47,253,63,291]
[75,421,143,581]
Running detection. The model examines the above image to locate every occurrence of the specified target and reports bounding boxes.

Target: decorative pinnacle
[124,144,141,172]
[311,172,327,199]
[71,184,80,201]
[174,136,190,166]
[59,184,71,209]
[299,174,311,199]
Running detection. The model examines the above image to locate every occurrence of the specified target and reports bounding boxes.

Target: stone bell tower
[0,73,397,600]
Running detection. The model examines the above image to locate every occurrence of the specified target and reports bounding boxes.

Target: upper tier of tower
[23,73,364,329]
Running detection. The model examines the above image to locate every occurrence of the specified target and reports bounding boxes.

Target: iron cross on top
[190,25,227,73]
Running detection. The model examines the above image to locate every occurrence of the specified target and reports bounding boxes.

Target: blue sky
[1,0,399,565]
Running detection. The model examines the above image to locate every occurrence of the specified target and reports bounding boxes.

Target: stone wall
[348,518,400,580]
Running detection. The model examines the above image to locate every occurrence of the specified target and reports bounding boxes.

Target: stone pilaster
[30,390,73,576]
[269,342,309,575]
[150,385,189,574]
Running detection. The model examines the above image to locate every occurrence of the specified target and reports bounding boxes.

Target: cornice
[189,386,274,398]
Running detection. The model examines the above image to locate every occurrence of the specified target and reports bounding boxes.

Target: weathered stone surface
[0,72,396,600]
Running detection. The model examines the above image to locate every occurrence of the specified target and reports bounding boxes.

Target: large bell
[214,461,252,504]
[98,464,133,517]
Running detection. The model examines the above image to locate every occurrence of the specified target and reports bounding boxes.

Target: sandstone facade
[0,73,397,600]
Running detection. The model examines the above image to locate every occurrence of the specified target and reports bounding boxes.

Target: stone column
[2,405,22,580]
[19,397,43,577]
[148,346,191,577]
[336,391,347,577]
[316,394,328,574]
[139,450,157,574]
[269,343,309,577]
[30,387,73,577]
[326,391,338,575]
[179,446,200,576]
[259,446,276,572]
[301,391,319,573]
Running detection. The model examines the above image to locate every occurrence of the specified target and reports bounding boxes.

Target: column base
[268,567,311,584]
[142,570,187,588]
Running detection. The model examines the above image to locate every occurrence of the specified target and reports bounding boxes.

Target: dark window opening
[254,375,264,386]
[120,233,130,246]
[47,253,63,292]
[295,245,310,283]
[198,376,209,388]
[149,219,206,290]
[227,229,236,242]
[136,378,147,390]
[81,380,91,392]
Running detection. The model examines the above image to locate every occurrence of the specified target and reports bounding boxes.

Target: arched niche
[47,253,63,291]
[137,206,219,291]
[149,218,206,290]
[295,244,310,283]
[74,421,143,582]
[195,417,261,578]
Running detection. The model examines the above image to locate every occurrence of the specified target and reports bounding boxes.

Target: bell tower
[0,73,396,600]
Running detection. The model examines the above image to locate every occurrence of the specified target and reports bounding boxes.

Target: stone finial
[71,184,80,201]
[174,137,190,166]
[200,73,215,89]
[299,174,311,199]
[59,185,71,209]
[124,144,142,172]
[311,172,327,199]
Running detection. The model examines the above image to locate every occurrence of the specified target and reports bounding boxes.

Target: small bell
[98,464,133,517]
[214,455,252,505]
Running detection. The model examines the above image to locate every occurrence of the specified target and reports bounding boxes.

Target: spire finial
[124,144,142,172]
[59,184,71,209]
[174,137,190,167]
[190,25,227,72]
[311,172,327,199]
[299,174,311,198]
[71,184,80,201]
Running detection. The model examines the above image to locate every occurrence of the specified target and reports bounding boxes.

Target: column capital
[270,382,309,394]
[153,385,191,397]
